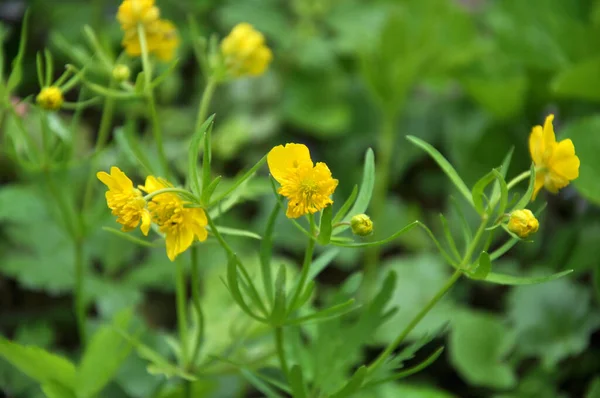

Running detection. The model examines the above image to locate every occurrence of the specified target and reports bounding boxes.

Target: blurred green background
[1,0,600,397]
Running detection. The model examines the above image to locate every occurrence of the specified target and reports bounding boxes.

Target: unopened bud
[36,86,63,111]
[350,214,373,236]
[507,209,539,239]
[112,64,131,82]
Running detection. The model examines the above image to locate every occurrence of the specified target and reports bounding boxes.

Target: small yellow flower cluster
[529,114,580,199]
[267,143,338,219]
[36,86,64,111]
[117,0,179,62]
[98,167,208,261]
[221,23,273,78]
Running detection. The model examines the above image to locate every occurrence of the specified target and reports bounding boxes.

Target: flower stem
[189,246,205,369]
[506,170,531,190]
[367,215,488,375]
[143,187,200,202]
[286,215,316,315]
[274,326,289,378]
[74,238,87,345]
[138,24,169,179]
[82,82,116,213]
[196,77,218,131]
[175,259,189,366]
[362,113,398,298]
[366,268,462,374]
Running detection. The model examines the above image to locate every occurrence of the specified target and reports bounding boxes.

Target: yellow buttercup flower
[141,176,208,261]
[97,167,151,235]
[117,0,160,32]
[221,23,273,77]
[117,0,178,61]
[36,86,63,111]
[529,114,580,199]
[507,209,539,239]
[268,143,338,219]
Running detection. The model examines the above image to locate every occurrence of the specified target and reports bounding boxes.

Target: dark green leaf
[469,251,491,280]
[330,366,367,398]
[318,205,333,245]
[270,264,287,325]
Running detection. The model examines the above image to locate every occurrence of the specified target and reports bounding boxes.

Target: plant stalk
[138,24,169,178]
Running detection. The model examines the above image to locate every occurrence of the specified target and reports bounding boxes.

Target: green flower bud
[112,64,131,82]
[350,214,373,236]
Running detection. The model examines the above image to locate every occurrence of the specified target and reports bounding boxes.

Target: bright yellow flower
[141,176,208,261]
[529,114,580,199]
[221,23,273,77]
[36,86,63,111]
[268,143,338,219]
[117,0,160,32]
[122,19,179,61]
[97,167,151,235]
[507,209,539,239]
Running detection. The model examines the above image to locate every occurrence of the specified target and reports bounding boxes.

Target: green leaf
[289,365,308,398]
[508,277,600,368]
[317,205,333,245]
[469,251,491,280]
[270,264,287,325]
[484,269,573,285]
[240,368,285,398]
[438,214,461,262]
[225,256,266,322]
[490,147,514,205]
[210,226,262,240]
[187,114,215,197]
[201,176,222,205]
[330,366,367,398]
[552,56,600,101]
[42,382,77,398]
[471,170,497,214]
[118,332,196,381]
[332,185,358,224]
[407,135,472,205]
[6,9,30,92]
[367,347,444,386]
[341,149,375,227]
[77,310,133,397]
[286,299,356,325]
[450,311,516,389]
[0,337,76,388]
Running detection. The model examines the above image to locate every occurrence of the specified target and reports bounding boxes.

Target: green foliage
[449,311,516,389]
[508,277,600,368]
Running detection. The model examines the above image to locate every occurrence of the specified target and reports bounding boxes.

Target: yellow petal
[165,233,179,261]
[191,223,208,242]
[97,171,117,190]
[550,139,580,180]
[543,114,556,155]
[529,125,544,166]
[140,209,152,236]
[110,167,134,190]
[267,143,313,183]
[141,175,170,194]
[531,171,545,200]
